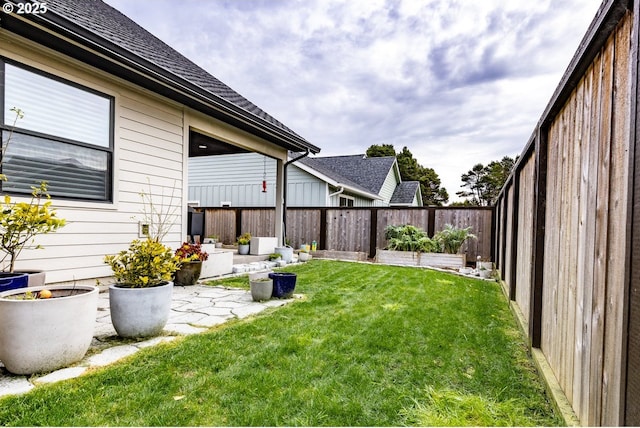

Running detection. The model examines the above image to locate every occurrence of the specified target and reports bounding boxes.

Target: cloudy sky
[104,0,603,201]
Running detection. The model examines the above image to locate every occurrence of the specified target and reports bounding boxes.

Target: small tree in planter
[105,181,183,338]
[0,181,66,273]
[0,108,96,375]
[105,238,181,338]
[173,242,209,286]
[0,108,66,288]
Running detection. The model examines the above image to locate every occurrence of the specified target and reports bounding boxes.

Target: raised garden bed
[376,249,466,270]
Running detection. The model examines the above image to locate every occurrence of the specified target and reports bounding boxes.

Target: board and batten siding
[1,31,186,284]
[189,153,327,207]
[378,166,400,204]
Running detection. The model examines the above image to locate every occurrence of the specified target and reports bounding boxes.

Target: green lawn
[0,260,563,426]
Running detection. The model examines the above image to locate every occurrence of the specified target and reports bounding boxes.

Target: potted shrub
[104,238,181,338]
[173,242,209,286]
[0,182,66,289]
[237,232,251,255]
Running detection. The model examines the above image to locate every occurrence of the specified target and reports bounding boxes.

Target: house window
[339,195,354,207]
[1,61,113,201]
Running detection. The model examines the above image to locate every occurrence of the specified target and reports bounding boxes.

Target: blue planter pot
[0,273,29,292]
[268,272,297,298]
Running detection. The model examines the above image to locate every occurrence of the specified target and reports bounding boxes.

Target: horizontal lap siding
[539,14,631,425]
[14,87,184,283]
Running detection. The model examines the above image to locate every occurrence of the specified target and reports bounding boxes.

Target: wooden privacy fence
[494,1,640,425]
[200,206,494,262]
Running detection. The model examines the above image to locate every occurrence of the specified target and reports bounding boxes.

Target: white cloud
[104,0,603,201]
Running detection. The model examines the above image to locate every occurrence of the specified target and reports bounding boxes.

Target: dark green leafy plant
[433,224,476,254]
[384,224,441,253]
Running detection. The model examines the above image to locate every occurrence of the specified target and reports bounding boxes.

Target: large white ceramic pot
[109,281,173,338]
[0,285,99,375]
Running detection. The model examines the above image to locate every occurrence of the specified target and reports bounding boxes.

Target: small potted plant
[104,238,181,338]
[173,242,209,286]
[237,232,251,255]
[298,247,311,262]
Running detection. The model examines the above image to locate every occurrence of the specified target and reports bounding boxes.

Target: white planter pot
[478,269,493,279]
[275,246,293,263]
[298,252,311,262]
[0,285,99,375]
[238,244,250,255]
[109,281,173,338]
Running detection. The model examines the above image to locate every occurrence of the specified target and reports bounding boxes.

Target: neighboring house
[189,153,422,207]
[0,0,319,283]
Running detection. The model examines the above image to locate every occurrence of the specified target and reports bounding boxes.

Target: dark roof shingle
[390,181,420,205]
[299,154,396,194]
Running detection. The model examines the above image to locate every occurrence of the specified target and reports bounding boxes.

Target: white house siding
[1,31,184,284]
[328,193,376,207]
[378,167,401,204]
[188,153,326,207]
[286,166,326,206]
[189,153,276,206]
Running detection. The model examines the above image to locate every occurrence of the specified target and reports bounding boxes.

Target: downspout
[328,186,345,204]
[283,149,310,244]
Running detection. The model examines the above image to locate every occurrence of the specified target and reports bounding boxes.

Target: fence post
[427,208,436,237]
[500,182,510,281]
[369,208,378,258]
[235,208,242,241]
[319,208,327,250]
[509,171,521,301]
[529,125,548,349]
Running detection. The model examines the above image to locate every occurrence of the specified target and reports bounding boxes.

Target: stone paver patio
[0,284,296,398]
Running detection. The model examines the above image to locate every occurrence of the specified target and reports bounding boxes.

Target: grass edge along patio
[0,261,562,426]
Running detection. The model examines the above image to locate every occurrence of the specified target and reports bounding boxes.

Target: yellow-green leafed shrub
[104,238,181,288]
[0,181,66,272]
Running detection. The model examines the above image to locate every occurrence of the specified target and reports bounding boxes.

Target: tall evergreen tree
[366,144,449,206]
[456,156,516,206]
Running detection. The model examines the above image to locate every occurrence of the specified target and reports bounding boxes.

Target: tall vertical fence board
[515,155,536,326]
[494,7,634,426]
[203,206,494,262]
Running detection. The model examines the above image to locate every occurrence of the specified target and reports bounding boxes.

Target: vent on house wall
[187,200,200,207]
[221,201,232,207]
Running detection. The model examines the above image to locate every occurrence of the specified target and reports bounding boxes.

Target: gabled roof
[390,181,421,206]
[2,0,320,154]
[299,154,397,195]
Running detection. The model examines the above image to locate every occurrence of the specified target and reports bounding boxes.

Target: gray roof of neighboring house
[7,0,319,154]
[390,181,420,205]
[299,154,397,195]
